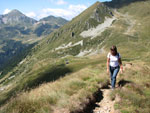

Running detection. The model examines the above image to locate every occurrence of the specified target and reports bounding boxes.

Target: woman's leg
[112,66,120,88]
[109,66,114,87]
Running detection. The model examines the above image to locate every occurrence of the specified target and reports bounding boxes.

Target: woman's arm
[107,58,110,74]
[118,58,123,73]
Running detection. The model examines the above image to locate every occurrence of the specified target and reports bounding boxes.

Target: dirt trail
[92,63,133,113]
[93,88,116,113]
[114,9,136,36]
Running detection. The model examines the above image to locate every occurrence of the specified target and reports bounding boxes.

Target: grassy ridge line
[0,55,109,113]
[28,1,112,58]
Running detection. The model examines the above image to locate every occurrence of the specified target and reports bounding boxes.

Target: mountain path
[92,63,133,113]
[93,88,116,113]
[114,9,136,36]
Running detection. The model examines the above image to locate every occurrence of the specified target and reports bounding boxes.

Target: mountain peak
[39,15,68,26]
[2,9,37,25]
[6,9,24,16]
[10,9,21,13]
[95,1,100,4]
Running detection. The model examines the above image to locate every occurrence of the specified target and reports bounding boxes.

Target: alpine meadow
[0,0,150,113]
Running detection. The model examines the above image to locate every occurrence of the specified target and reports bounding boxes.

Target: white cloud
[25,12,36,18]
[38,4,87,20]
[69,4,87,12]
[68,4,87,16]
[56,0,67,5]
[3,9,11,14]
[40,8,72,19]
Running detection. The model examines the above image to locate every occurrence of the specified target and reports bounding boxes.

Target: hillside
[0,10,68,74]
[34,16,68,37]
[40,15,68,26]
[0,9,68,40]
[0,0,150,113]
[0,9,37,25]
[0,9,68,38]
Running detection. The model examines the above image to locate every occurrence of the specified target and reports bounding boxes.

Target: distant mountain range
[0,9,37,25]
[0,9,68,38]
[0,9,68,72]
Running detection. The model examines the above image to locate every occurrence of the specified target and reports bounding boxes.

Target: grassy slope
[1,55,109,113]
[0,0,150,113]
[111,61,150,113]
[0,1,112,105]
[0,13,67,75]
[107,1,150,113]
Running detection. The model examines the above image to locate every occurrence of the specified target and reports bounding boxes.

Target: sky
[0,0,111,20]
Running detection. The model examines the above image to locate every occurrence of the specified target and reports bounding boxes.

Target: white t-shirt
[107,52,121,67]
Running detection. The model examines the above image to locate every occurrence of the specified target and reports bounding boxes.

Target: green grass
[111,61,150,113]
[0,54,105,105]
[0,0,150,113]
[0,55,108,113]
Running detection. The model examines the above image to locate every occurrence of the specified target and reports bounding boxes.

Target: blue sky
[0,0,111,20]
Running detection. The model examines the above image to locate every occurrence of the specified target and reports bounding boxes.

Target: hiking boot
[111,87,115,90]
[111,86,115,90]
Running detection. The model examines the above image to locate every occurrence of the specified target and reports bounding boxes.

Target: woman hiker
[107,45,123,90]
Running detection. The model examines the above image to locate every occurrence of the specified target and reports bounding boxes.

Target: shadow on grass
[25,63,73,89]
[0,59,104,106]
[0,63,73,106]
[118,79,133,87]
[0,87,17,106]
[104,0,147,9]
[100,79,133,89]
